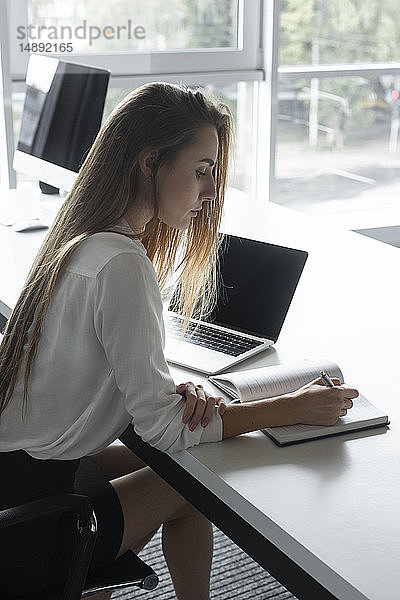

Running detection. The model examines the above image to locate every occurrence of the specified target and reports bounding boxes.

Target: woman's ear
[138,147,159,178]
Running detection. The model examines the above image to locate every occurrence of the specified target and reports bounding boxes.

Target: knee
[131,527,159,554]
[170,500,209,524]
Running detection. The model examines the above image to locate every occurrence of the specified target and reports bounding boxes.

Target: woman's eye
[196,170,207,178]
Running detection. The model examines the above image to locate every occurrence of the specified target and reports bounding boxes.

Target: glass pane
[103,81,256,194]
[275,75,400,215]
[280,0,400,65]
[13,80,257,193]
[26,0,239,52]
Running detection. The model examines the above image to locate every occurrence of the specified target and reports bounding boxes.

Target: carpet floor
[113,525,297,599]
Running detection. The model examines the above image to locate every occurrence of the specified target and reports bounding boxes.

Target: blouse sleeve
[93,251,223,453]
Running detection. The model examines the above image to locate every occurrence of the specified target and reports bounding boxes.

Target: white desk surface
[1,188,400,600]
[0,187,64,318]
[167,190,400,600]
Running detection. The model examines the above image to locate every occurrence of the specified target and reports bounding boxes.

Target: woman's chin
[159,219,190,231]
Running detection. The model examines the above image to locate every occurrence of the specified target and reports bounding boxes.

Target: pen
[320,370,335,387]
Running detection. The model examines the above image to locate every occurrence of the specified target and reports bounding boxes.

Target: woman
[0,82,357,599]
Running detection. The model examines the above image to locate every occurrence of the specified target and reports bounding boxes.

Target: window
[280,0,400,66]
[5,0,399,229]
[276,0,400,228]
[276,74,400,217]
[6,1,262,195]
[9,1,260,78]
[11,77,262,195]
[27,0,240,52]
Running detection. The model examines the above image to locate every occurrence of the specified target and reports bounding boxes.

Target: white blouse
[0,221,222,459]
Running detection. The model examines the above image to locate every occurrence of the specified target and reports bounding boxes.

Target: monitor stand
[39,181,60,195]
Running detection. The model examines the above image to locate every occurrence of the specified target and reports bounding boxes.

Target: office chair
[0,492,159,599]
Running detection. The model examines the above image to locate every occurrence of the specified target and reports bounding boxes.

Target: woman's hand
[176,382,227,431]
[289,376,359,426]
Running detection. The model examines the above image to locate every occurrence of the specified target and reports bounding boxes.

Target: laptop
[164,234,308,375]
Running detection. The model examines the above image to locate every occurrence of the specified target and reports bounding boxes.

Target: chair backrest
[0,492,158,598]
[0,493,97,600]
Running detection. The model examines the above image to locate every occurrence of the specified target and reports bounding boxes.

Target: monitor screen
[14,55,110,190]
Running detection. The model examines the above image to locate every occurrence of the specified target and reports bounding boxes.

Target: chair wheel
[142,573,159,590]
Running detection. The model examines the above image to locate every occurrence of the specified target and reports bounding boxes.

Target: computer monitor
[13,54,110,193]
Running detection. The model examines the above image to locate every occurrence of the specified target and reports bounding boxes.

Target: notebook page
[264,394,388,443]
[210,360,343,402]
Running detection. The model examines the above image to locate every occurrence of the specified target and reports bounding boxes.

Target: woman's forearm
[219,378,360,439]
[220,394,297,439]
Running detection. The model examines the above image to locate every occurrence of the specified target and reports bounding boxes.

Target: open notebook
[209,360,389,446]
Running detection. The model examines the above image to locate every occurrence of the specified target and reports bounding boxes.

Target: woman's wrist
[221,393,298,440]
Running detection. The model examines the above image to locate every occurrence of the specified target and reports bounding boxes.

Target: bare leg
[90,444,146,479]
[162,504,213,600]
[91,445,212,600]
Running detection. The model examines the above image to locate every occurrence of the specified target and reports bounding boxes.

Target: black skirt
[0,449,124,596]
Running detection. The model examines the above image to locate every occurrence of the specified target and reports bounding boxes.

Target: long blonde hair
[0,82,233,415]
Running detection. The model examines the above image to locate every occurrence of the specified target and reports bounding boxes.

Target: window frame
[274,3,400,205]
[9,0,261,80]
[7,0,400,206]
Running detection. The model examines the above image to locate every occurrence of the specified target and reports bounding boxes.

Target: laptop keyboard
[166,315,264,357]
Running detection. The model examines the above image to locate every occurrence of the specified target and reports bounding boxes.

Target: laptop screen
[170,235,308,342]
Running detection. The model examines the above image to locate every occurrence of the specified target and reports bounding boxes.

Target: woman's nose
[201,179,216,202]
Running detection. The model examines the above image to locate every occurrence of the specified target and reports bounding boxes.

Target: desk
[0,186,64,319]
[1,189,400,600]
